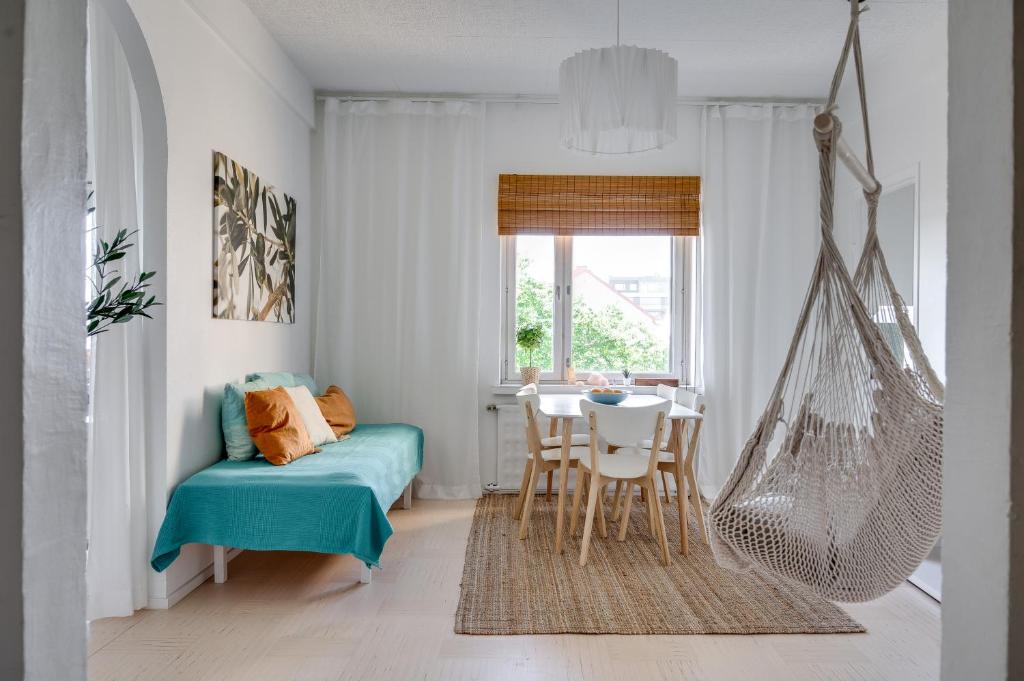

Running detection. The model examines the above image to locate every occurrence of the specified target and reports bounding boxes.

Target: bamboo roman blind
[497,174,701,237]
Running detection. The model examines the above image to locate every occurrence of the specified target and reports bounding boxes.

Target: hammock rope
[708,1,944,602]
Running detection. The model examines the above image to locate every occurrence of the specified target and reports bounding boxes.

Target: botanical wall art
[212,151,296,323]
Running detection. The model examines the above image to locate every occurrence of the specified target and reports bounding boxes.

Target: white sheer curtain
[314,99,484,499]
[86,3,149,620]
[697,104,819,496]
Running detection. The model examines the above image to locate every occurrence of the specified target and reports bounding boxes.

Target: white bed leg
[403,482,413,510]
[360,563,373,584]
[213,545,227,584]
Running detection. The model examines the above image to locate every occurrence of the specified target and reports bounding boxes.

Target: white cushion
[579,448,652,479]
[635,446,679,463]
[284,385,337,446]
[528,445,588,462]
[639,437,671,450]
[540,433,590,448]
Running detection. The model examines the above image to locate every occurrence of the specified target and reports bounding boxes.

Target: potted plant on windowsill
[516,324,543,386]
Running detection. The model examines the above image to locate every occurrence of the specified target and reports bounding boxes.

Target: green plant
[516,323,544,368]
[87,228,160,337]
[622,368,631,379]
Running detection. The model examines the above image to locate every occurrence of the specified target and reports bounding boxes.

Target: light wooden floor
[89,499,941,681]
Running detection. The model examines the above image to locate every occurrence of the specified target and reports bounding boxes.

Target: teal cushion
[221,378,273,461]
[245,371,317,395]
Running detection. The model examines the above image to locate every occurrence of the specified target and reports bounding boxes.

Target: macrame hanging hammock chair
[708,0,944,603]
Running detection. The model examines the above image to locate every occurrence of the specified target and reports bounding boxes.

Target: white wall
[128,0,315,605]
[944,1,1024,678]
[476,103,702,484]
[6,0,90,677]
[834,16,948,381]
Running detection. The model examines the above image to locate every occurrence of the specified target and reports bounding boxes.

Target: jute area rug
[454,494,864,635]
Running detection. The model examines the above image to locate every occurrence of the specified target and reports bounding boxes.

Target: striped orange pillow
[244,386,317,465]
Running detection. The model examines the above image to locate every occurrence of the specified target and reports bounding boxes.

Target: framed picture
[212,151,296,322]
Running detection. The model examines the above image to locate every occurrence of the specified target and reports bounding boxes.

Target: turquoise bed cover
[151,423,423,571]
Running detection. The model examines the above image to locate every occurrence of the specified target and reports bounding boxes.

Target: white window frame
[501,235,695,385]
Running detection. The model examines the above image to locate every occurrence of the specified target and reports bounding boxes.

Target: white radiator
[496,405,528,490]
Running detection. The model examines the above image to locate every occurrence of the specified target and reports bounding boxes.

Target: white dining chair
[655,383,678,400]
[656,389,708,546]
[570,398,671,566]
[516,383,591,502]
[610,383,673,519]
[649,384,676,490]
[639,384,675,451]
[514,385,589,540]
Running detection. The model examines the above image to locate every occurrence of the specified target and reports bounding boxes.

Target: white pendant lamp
[559,0,678,154]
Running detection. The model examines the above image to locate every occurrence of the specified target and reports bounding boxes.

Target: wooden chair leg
[610,480,624,521]
[617,482,635,541]
[596,483,608,539]
[643,481,658,537]
[651,484,671,565]
[661,470,672,503]
[686,464,709,544]
[570,469,586,535]
[579,477,602,566]
[519,461,541,540]
[514,459,533,520]
[546,470,553,501]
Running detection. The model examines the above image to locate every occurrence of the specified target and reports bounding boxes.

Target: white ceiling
[241,0,946,99]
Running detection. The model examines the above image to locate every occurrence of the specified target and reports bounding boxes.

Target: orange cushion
[244,386,317,466]
[315,385,357,437]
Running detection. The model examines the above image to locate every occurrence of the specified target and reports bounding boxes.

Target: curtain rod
[314,91,823,107]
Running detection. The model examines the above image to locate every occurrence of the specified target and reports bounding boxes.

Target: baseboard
[147,547,243,610]
[908,559,942,602]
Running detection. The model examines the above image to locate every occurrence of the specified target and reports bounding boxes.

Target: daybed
[150,374,422,585]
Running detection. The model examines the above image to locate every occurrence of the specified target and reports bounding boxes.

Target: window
[513,235,555,373]
[498,173,700,384]
[572,236,672,374]
[504,235,695,382]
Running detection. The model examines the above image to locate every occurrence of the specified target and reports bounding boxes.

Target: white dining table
[536,393,703,556]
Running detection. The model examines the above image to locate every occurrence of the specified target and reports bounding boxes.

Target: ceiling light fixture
[559,0,678,154]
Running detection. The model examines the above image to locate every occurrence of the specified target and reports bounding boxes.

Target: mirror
[875,182,918,325]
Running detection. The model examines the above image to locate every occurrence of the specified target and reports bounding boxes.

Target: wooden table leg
[545,416,558,502]
[554,417,572,554]
[671,421,689,555]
